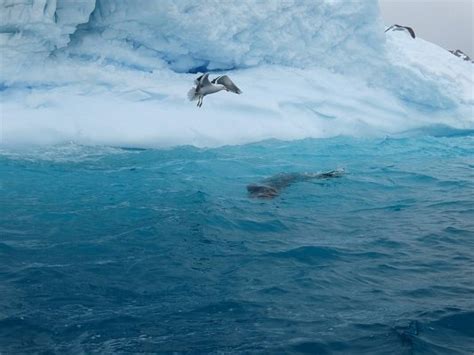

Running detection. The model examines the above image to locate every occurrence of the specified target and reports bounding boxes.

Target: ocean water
[1,135,473,354]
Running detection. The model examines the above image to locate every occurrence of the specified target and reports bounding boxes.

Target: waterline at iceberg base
[1,0,473,353]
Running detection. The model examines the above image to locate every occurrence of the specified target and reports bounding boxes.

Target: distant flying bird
[188,73,242,107]
[385,24,416,39]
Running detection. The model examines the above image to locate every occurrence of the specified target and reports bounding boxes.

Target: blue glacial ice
[0,0,473,147]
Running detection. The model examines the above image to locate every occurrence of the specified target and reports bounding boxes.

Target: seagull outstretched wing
[403,26,416,39]
[385,24,415,39]
[195,73,211,88]
[194,75,202,86]
[194,73,211,87]
[211,75,242,94]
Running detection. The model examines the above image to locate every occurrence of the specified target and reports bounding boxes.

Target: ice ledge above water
[0,1,472,148]
[1,0,384,74]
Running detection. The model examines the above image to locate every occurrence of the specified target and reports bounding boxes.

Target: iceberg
[0,0,96,73]
[70,0,384,73]
[0,0,472,147]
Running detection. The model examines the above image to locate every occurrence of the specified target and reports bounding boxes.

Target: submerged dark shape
[247,169,345,199]
[385,24,416,39]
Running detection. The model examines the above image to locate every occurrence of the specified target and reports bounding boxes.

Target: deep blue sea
[1,135,473,354]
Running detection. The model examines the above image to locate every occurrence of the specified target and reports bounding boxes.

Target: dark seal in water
[247,169,344,199]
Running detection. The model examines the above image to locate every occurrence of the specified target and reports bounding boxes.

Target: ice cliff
[0,0,95,71]
[71,0,384,73]
[0,0,473,147]
[2,0,384,73]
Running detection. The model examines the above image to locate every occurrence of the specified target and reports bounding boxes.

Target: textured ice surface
[0,0,384,73]
[0,0,95,73]
[71,0,384,73]
[0,0,472,147]
[386,31,474,107]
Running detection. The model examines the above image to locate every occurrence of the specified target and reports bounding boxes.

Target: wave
[396,124,474,138]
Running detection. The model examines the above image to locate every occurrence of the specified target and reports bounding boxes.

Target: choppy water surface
[1,136,473,354]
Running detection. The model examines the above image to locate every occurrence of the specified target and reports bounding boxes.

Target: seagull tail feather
[187,87,198,101]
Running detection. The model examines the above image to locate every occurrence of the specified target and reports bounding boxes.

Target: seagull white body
[188,73,242,107]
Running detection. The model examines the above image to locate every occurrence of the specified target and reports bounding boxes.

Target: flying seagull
[385,24,416,39]
[188,73,242,107]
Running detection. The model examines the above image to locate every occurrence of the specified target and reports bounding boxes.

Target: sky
[379,0,473,57]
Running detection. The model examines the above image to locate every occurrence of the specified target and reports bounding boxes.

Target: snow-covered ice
[0,0,96,72]
[1,0,384,74]
[0,0,472,147]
